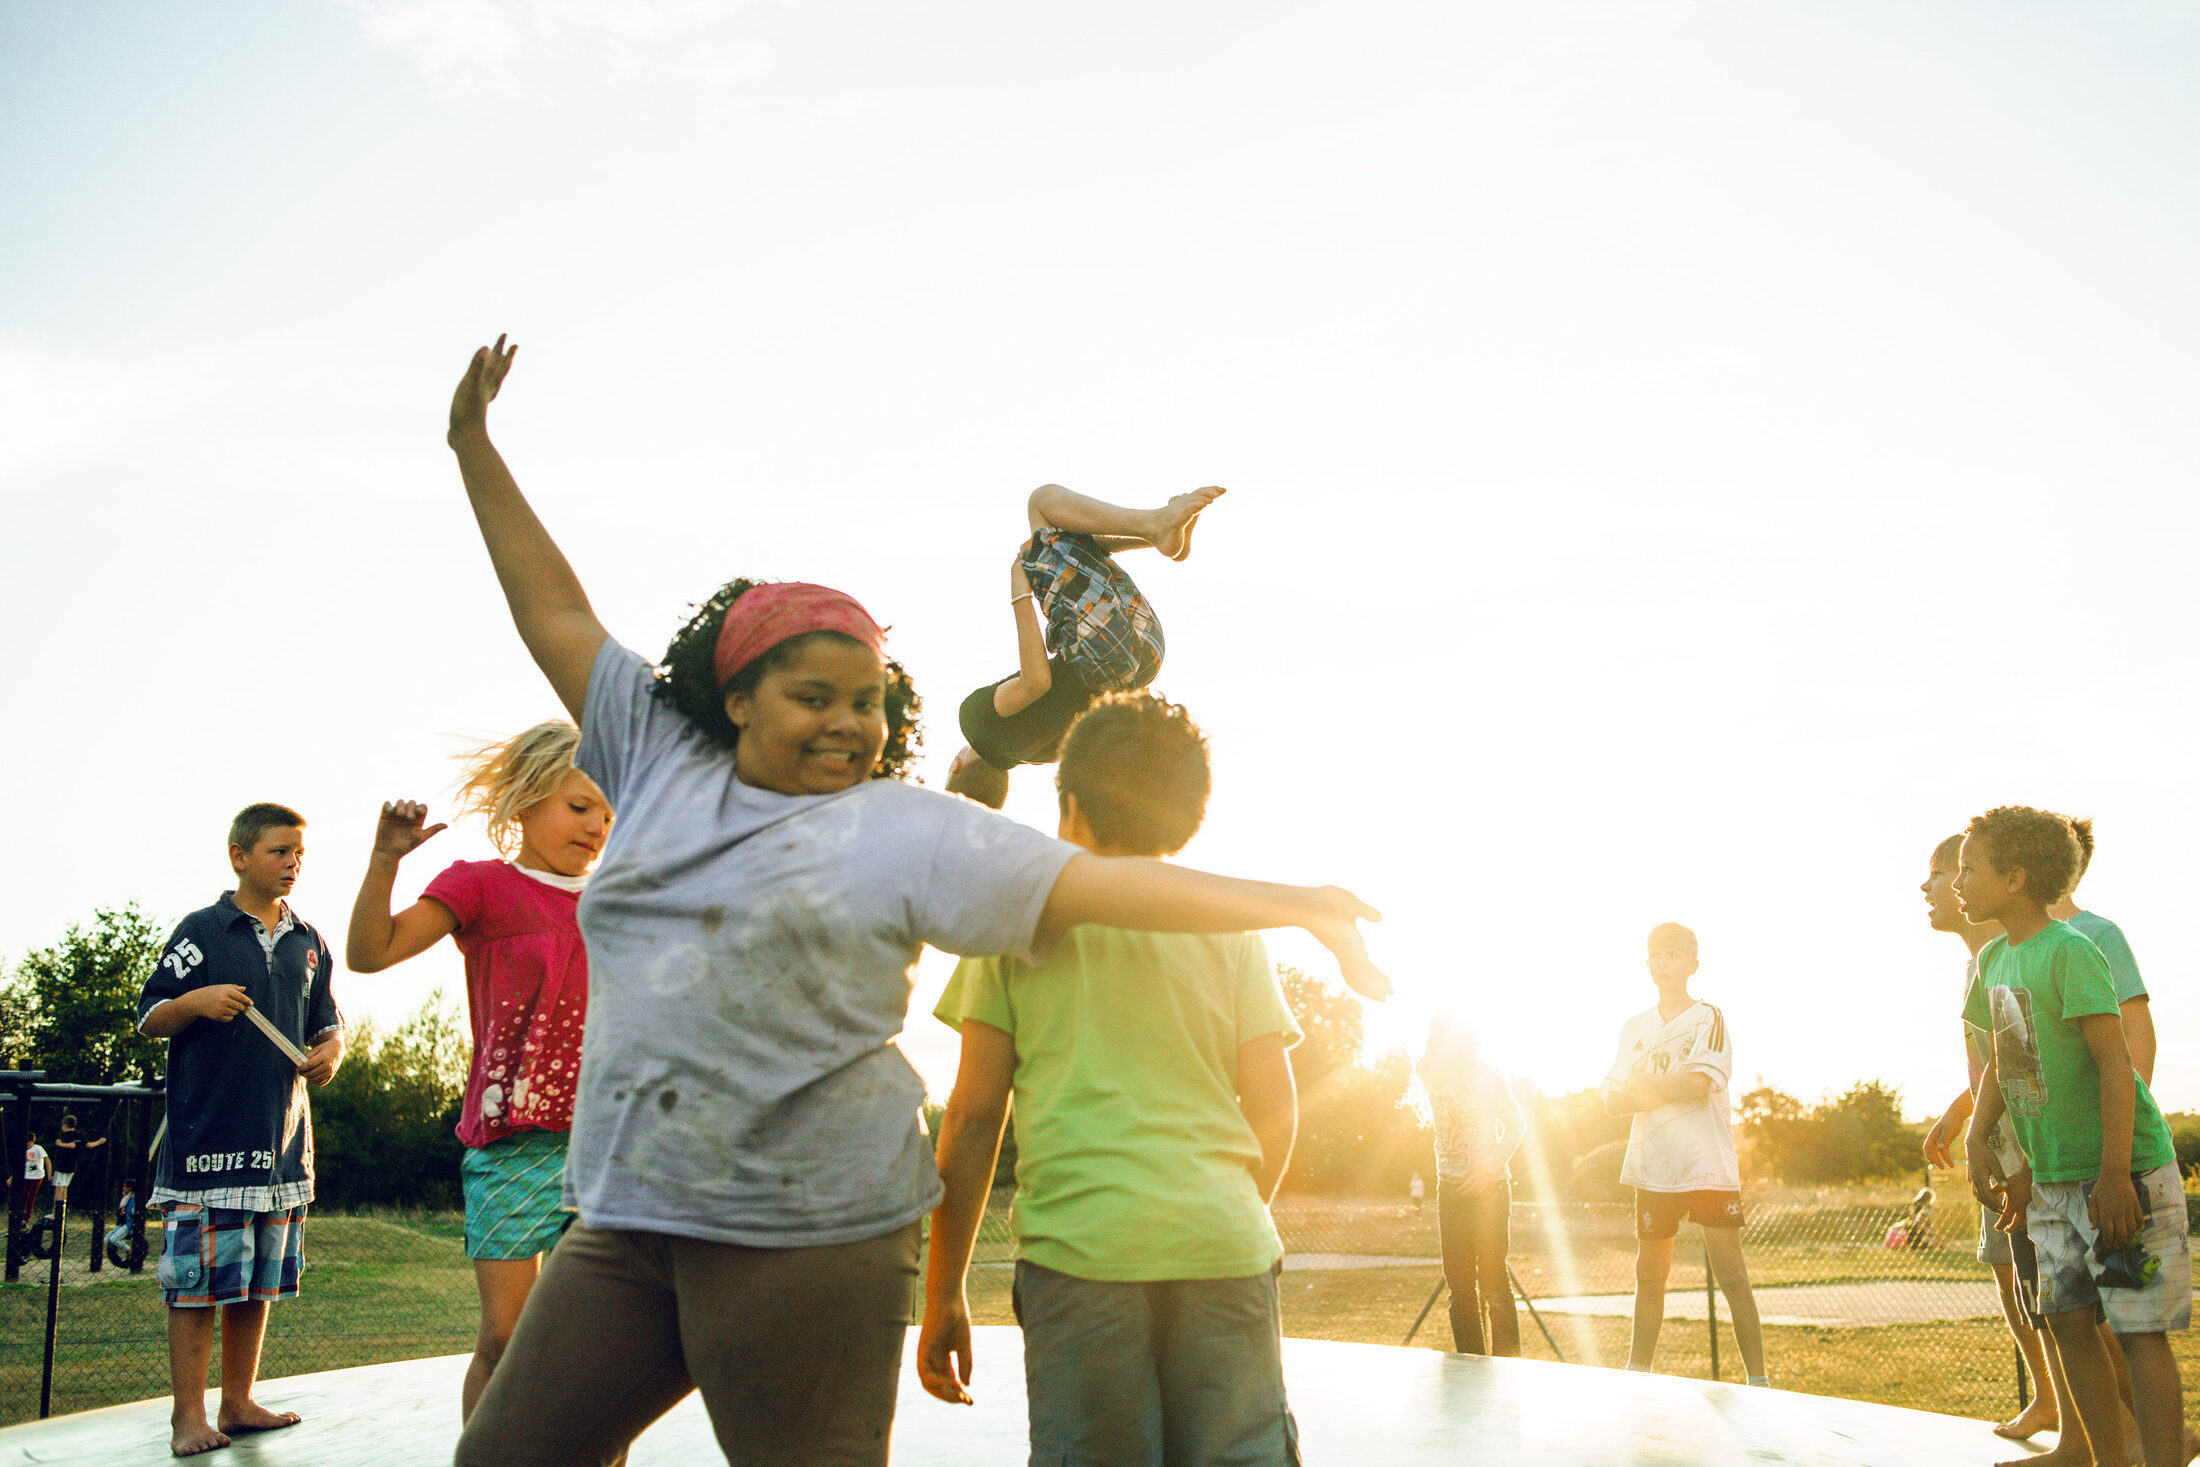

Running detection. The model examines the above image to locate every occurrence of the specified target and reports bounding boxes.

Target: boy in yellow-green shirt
[919,692,1304,1465]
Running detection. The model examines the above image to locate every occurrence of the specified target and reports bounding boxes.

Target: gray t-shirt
[571,638,1078,1247]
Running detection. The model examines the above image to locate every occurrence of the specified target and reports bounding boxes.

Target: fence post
[1705,1230,1720,1382]
[40,1198,66,1418]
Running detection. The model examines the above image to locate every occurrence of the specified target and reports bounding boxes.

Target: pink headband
[712,582,887,688]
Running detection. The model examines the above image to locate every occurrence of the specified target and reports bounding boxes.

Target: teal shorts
[463,1130,575,1261]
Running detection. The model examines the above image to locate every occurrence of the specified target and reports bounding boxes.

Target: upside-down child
[136,803,345,1457]
[943,482,1223,809]
[920,693,1305,1462]
[1599,923,1768,1386]
[1418,1013,1525,1356]
[441,337,1386,1467]
[345,722,611,1422]
[1959,806,2188,1467]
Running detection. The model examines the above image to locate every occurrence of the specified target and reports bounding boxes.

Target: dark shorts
[1020,529,1164,694]
[1013,1260,1299,1466]
[1634,1189,1745,1240]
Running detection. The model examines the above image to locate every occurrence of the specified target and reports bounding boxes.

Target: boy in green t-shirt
[919,692,1305,1464]
[1958,805,2189,1467]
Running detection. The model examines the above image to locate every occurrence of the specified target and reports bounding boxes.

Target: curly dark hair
[649,577,922,781]
[1964,805,2081,907]
[1056,691,1210,856]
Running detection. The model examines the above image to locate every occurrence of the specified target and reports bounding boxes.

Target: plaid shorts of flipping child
[156,1203,306,1307]
[1020,528,1165,693]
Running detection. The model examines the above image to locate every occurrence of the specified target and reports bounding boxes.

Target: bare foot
[1995,1397,2059,1440]
[171,1416,230,1457]
[2000,1440,2084,1467]
[216,1399,301,1435]
[1152,486,1225,561]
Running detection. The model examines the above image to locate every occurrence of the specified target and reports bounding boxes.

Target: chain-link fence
[7,1172,2184,1428]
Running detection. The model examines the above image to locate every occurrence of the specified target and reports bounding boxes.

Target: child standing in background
[1418,1014,1525,1356]
[1600,922,1768,1386]
[138,803,344,1457]
[345,722,611,1423]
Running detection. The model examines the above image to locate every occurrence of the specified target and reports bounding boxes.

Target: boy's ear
[227,843,248,872]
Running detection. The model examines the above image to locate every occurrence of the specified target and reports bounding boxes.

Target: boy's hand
[192,986,253,1023]
[1305,890,1391,1001]
[1966,1148,2004,1214]
[917,1298,975,1405]
[1922,1115,1953,1169]
[1996,1167,2032,1235]
[2089,1172,2142,1250]
[372,800,448,861]
[448,336,517,447]
[299,1032,346,1087]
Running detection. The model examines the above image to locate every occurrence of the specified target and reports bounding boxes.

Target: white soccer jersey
[1599,1000,1741,1193]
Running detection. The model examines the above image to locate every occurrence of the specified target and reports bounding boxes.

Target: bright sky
[6,1,2200,1121]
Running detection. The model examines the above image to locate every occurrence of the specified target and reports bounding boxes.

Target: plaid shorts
[2027,1163,2191,1334]
[156,1203,306,1308]
[463,1129,576,1261]
[1021,529,1164,693]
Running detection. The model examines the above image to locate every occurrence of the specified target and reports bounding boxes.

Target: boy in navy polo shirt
[137,803,344,1458]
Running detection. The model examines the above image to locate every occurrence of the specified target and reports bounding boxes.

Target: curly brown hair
[649,577,922,781]
[1964,806,2081,907]
[1056,691,1210,856]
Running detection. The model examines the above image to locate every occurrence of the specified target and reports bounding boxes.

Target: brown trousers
[455,1220,921,1467]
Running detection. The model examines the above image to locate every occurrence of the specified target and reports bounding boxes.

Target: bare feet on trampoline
[217,1399,302,1436]
[169,1416,229,1457]
[1992,1396,2056,1440]
[1153,486,1224,561]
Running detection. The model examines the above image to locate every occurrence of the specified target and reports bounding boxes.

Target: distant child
[920,693,1305,1463]
[1959,806,2189,1467]
[1600,923,1767,1385]
[443,338,1381,1467]
[18,1134,47,1223]
[106,1179,141,1259]
[136,802,345,1457]
[1418,1013,1525,1356]
[48,1112,107,1207]
[944,482,1223,808]
[345,722,611,1422]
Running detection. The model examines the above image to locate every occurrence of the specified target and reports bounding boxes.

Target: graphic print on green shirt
[1960,920,2173,1184]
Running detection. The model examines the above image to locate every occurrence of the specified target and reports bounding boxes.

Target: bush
[1569,1138,1631,1202]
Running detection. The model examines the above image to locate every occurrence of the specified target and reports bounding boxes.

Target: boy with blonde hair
[1601,922,1767,1385]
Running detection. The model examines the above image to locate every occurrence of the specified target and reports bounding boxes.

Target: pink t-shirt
[422,860,590,1150]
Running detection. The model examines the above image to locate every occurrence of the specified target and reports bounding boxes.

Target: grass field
[9,1193,2200,1432]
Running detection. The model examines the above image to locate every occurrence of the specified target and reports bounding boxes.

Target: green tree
[1739,1078,1915,1183]
[311,993,470,1209]
[0,905,167,1083]
[1276,965,1424,1194]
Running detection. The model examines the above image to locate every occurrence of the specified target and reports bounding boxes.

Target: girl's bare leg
[465,1257,543,1421]
[1027,483,1225,560]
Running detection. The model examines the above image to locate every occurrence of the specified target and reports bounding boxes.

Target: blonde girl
[345,721,611,1422]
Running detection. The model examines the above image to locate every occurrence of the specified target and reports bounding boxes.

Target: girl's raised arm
[1036,855,1392,1000]
[447,337,609,720]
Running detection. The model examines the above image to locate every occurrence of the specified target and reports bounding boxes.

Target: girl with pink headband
[442,337,1388,1467]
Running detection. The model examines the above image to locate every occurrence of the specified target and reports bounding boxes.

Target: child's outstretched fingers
[447,335,518,446]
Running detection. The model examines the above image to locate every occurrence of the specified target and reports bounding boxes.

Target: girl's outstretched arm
[1036,855,1391,1000]
[991,551,1052,717]
[447,337,610,719]
[346,801,458,973]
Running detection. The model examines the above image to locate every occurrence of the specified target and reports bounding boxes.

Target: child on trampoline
[920,693,1305,1462]
[1418,1012,1525,1356]
[1959,806,2189,1467]
[345,721,612,1424]
[137,802,345,1457]
[1600,923,1768,1387]
[944,482,1222,808]
[440,337,1384,1467]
